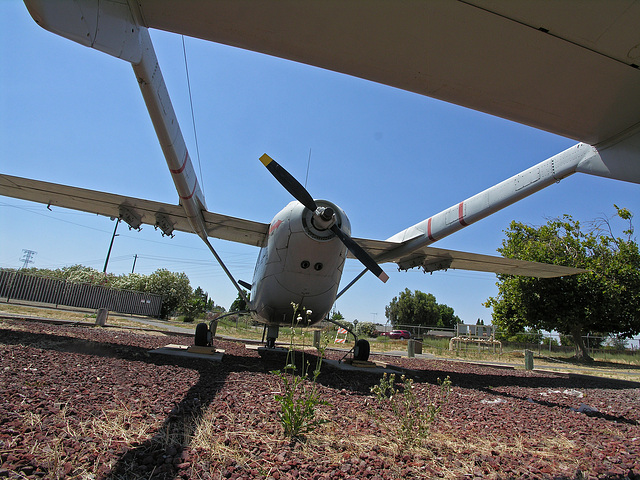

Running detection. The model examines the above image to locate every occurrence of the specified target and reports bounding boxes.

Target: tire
[195,322,209,346]
[353,339,370,362]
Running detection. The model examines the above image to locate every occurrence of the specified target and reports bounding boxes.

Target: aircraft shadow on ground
[0,326,260,479]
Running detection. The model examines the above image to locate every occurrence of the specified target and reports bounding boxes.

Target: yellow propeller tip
[259,153,273,166]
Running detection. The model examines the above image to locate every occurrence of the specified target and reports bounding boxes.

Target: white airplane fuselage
[250,200,350,326]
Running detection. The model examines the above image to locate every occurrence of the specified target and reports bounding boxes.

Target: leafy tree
[59,265,109,284]
[193,286,205,300]
[485,207,640,361]
[144,269,192,318]
[496,327,543,344]
[437,304,461,328]
[192,286,215,310]
[181,296,206,322]
[385,288,460,328]
[230,290,250,312]
[180,286,215,321]
[111,272,147,291]
[358,321,379,338]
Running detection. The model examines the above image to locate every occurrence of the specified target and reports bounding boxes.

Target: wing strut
[133,30,252,307]
[335,268,368,301]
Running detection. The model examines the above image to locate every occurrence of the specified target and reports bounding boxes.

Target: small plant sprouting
[371,372,398,401]
[272,303,330,442]
[370,373,452,445]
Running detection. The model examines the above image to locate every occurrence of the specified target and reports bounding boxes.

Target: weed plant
[371,372,452,445]
[272,304,331,442]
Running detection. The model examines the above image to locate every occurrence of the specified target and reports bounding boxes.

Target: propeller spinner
[260,153,389,283]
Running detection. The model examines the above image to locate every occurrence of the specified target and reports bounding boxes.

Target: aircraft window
[301,261,310,269]
[314,263,323,271]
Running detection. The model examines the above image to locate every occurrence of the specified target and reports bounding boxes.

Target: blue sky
[1,3,638,326]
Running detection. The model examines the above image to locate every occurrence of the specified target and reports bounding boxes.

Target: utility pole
[103,218,120,273]
[20,249,37,269]
[131,254,138,273]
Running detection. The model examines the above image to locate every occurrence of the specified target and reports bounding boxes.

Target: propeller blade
[330,224,389,283]
[260,153,388,283]
[260,154,317,212]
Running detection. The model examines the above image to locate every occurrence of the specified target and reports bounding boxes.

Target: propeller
[260,153,389,283]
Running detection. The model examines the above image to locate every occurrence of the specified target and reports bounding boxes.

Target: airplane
[1,1,639,360]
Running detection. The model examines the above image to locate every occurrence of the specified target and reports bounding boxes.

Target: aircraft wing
[0,174,269,248]
[351,238,586,278]
[130,0,640,147]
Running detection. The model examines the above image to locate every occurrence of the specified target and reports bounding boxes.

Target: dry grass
[0,303,148,330]
[13,400,163,479]
[0,303,93,321]
[165,399,586,480]
[92,402,161,445]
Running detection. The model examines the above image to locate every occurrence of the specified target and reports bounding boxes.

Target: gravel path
[1,319,639,479]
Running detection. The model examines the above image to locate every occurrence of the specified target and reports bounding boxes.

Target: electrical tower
[20,249,37,269]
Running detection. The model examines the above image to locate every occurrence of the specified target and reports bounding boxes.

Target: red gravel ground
[1,318,639,479]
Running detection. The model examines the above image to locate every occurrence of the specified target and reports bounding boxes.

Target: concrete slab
[150,344,224,361]
[322,358,405,374]
[246,345,288,353]
[249,345,319,355]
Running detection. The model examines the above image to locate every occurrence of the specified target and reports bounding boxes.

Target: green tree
[496,327,543,345]
[181,296,206,322]
[437,303,461,328]
[177,286,211,322]
[144,269,192,318]
[192,286,216,310]
[58,265,110,284]
[111,272,147,291]
[485,207,640,361]
[385,288,460,328]
[230,290,250,312]
[358,321,378,338]
[193,286,208,304]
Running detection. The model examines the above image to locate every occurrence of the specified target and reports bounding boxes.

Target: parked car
[389,330,411,339]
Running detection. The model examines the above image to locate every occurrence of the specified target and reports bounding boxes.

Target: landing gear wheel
[195,322,209,347]
[353,339,370,362]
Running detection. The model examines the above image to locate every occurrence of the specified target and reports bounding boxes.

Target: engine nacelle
[250,200,350,326]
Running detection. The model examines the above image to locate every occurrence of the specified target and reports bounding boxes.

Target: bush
[358,322,378,338]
